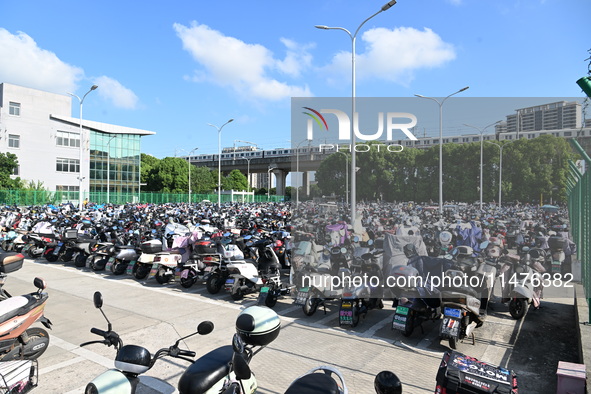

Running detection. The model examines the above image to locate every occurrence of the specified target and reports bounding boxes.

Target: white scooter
[82,291,215,393]
[502,246,546,320]
[224,240,291,307]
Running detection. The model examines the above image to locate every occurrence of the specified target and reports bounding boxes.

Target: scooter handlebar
[177,349,196,358]
[90,327,107,337]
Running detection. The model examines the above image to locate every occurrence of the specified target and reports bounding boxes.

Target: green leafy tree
[222,169,249,191]
[0,153,21,189]
[150,157,190,193]
[141,154,161,191]
[191,166,216,194]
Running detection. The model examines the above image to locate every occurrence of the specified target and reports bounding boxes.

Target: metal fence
[567,139,590,320]
[0,190,288,206]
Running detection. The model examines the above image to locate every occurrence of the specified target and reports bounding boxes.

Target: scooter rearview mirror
[232,333,245,354]
[93,291,103,309]
[197,321,214,335]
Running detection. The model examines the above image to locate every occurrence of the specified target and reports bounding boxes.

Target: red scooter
[0,253,52,361]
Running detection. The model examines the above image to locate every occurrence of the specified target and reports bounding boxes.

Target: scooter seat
[0,295,37,326]
[0,252,23,265]
[177,345,233,394]
[285,373,340,394]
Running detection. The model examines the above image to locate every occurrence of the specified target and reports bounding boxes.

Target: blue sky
[1,0,589,159]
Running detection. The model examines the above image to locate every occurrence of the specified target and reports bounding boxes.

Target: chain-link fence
[567,139,590,320]
[0,190,288,206]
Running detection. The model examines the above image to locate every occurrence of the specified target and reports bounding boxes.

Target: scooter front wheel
[133,263,150,280]
[206,273,223,294]
[509,298,528,320]
[231,288,244,301]
[448,337,457,350]
[155,268,171,284]
[265,292,278,308]
[403,310,414,337]
[111,260,127,275]
[180,269,197,288]
[23,327,50,359]
[303,297,319,316]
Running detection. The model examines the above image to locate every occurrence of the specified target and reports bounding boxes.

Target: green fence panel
[567,139,591,321]
[0,190,288,206]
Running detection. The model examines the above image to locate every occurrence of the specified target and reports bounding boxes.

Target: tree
[225,169,249,191]
[141,154,161,191]
[190,166,216,194]
[150,157,190,193]
[0,153,21,189]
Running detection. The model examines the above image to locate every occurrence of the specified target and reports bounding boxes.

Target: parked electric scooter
[224,239,291,306]
[0,274,52,361]
[501,246,546,320]
[82,291,214,394]
[178,305,281,394]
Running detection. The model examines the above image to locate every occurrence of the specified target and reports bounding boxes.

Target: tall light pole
[208,119,234,207]
[315,0,397,227]
[106,134,116,204]
[68,84,98,208]
[415,86,469,214]
[464,121,501,210]
[486,140,516,209]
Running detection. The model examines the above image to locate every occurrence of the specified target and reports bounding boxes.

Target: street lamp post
[315,0,397,227]
[106,135,116,204]
[68,84,98,208]
[464,121,501,210]
[486,140,516,209]
[208,119,234,207]
[414,86,469,214]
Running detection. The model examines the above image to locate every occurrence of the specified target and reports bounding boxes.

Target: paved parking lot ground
[5,258,578,394]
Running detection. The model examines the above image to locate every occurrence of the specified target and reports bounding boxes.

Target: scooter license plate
[53,243,63,255]
[293,288,309,306]
[441,317,460,337]
[225,278,234,285]
[260,286,269,293]
[395,306,409,316]
[444,307,461,318]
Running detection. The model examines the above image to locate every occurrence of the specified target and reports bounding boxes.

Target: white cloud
[0,28,83,94]
[0,28,138,110]
[323,27,456,86]
[173,22,312,101]
[94,76,139,110]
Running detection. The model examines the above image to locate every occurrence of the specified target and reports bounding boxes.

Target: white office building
[0,83,155,203]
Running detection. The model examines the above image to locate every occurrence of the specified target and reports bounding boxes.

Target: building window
[9,102,20,116]
[8,134,19,148]
[56,158,80,173]
[56,185,79,201]
[564,131,572,136]
[12,166,19,176]
[56,131,80,147]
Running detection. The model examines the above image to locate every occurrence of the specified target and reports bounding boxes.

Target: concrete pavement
[3,258,579,393]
